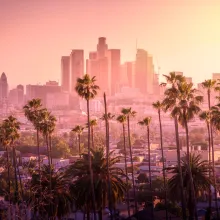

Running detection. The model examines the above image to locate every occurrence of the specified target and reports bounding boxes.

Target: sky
[1,0,220,88]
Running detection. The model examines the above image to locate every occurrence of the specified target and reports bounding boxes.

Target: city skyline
[1,0,220,87]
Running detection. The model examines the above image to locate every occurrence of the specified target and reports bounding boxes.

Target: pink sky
[1,0,220,88]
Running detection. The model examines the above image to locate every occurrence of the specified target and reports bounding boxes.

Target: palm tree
[202,79,219,218]
[88,119,98,150]
[101,93,115,220]
[162,72,187,220]
[166,153,212,218]
[121,107,138,213]
[2,116,20,204]
[152,101,168,220]
[29,165,72,219]
[138,117,154,219]
[68,148,127,220]
[23,98,44,171]
[75,74,99,219]
[199,110,212,209]
[116,114,131,218]
[170,81,203,220]
[72,125,84,158]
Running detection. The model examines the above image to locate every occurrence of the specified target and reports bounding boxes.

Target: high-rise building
[61,56,70,92]
[97,37,108,58]
[70,50,84,94]
[213,73,220,81]
[135,49,154,95]
[185,77,193,83]
[106,49,121,96]
[120,62,135,88]
[0,72,8,102]
[17,84,24,106]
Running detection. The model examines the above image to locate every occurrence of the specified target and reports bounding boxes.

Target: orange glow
[1,0,220,87]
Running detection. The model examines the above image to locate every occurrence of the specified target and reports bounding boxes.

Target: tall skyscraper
[70,50,84,94]
[135,50,154,95]
[213,73,220,81]
[17,84,24,106]
[61,56,70,92]
[0,72,8,102]
[106,49,121,96]
[97,37,108,58]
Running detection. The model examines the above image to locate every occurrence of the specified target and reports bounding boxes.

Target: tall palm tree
[75,74,99,220]
[162,72,187,220]
[170,81,203,220]
[102,93,114,220]
[23,98,44,171]
[2,116,20,204]
[88,119,98,150]
[199,110,212,210]
[201,79,219,218]
[72,125,84,158]
[121,107,138,213]
[166,153,212,218]
[152,101,168,220]
[68,148,127,220]
[116,114,131,218]
[138,117,154,220]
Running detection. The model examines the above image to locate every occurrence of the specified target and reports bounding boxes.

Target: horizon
[1,0,220,88]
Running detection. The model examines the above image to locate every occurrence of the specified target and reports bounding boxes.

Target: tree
[29,165,72,219]
[121,107,138,213]
[87,119,98,150]
[152,100,168,220]
[162,72,187,220]
[202,79,219,218]
[2,116,21,204]
[75,74,99,219]
[117,114,131,217]
[23,98,44,171]
[72,125,84,158]
[166,153,211,219]
[137,173,148,184]
[138,117,154,219]
[67,148,127,220]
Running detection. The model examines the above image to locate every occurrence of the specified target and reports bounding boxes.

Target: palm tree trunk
[78,134,81,158]
[103,93,113,220]
[12,145,19,204]
[127,116,138,213]
[208,90,219,218]
[158,110,168,220]
[37,129,41,172]
[207,122,212,213]
[174,117,187,220]
[147,126,154,220]
[49,135,53,165]
[46,134,50,167]
[86,98,97,220]
[91,126,95,150]
[210,124,219,218]
[122,123,131,218]
[6,146,12,220]
[184,117,198,220]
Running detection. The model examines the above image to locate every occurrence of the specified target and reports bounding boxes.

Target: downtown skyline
[1,0,220,87]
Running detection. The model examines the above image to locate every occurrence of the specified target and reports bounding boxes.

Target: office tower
[213,73,220,81]
[61,56,70,92]
[135,50,154,95]
[174,71,184,76]
[120,62,135,88]
[106,49,121,96]
[0,72,8,102]
[86,38,108,96]
[185,77,193,83]
[17,84,24,106]
[70,50,84,94]
[97,37,108,58]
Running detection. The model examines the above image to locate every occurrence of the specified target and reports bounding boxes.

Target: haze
[1,0,220,87]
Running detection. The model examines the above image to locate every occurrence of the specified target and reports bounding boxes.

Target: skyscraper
[17,84,24,106]
[135,49,154,95]
[106,49,121,96]
[61,56,70,92]
[0,72,8,102]
[97,37,108,58]
[70,50,84,94]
